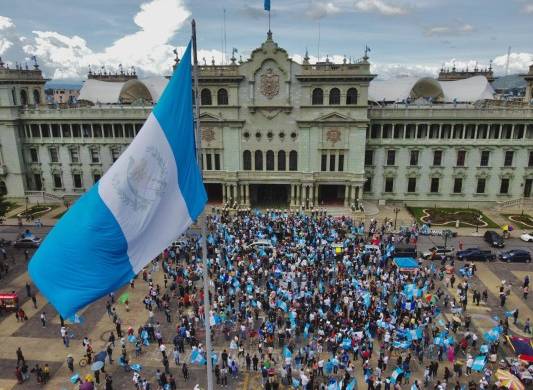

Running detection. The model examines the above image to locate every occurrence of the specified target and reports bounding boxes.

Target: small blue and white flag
[29,42,207,318]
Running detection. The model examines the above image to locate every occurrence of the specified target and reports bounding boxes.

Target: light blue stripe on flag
[29,42,206,318]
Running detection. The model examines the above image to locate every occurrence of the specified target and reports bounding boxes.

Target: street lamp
[442,229,453,249]
[393,207,401,230]
[475,213,480,233]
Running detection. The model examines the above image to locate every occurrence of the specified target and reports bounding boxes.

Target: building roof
[78,77,165,104]
[369,75,494,103]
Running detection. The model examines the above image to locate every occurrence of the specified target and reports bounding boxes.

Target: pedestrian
[524,285,529,300]
[40,311,46,327]
[31,293,37,309]
[16,347,24,365]
[182,363,189,381]
[108,331,116,347]
[513,309,519,324]
[107,343,114,364]
[105,374,113,390]
[525,318,531,334]
[25,282,31,297]
[67,354,74,372]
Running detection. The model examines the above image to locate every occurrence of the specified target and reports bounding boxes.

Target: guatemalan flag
[29,42,207,318]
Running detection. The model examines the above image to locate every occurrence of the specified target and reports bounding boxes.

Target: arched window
[200,89,212,105]
[243,150,251,170]
[20,90,28,106]
[217,88,228,105]
[312,88,323,105]
[11,88,17,105]
[277,151,286,171]
[254,150,263,171]
[329,88,340,105]
[346,88,358,104]
[33,89,41,105]
[0,181,7,195]
[289,150,298,171]
[266,150,274,171]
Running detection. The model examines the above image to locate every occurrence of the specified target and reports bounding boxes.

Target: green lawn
[16,204,58,218]
[502,213,533,230]
[407,206,498,228]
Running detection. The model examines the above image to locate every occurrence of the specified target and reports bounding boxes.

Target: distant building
[0,36,533,208]
[45,84,80,105]
[438,63,495,82]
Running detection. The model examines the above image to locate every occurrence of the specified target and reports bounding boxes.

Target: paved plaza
[0,209,532,390]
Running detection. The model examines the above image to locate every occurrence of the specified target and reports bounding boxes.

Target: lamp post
[393,207,400,230]
[475,213,480,233]
[442,229,453,250]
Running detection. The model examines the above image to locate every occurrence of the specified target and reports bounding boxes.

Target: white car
[520,232,533,242]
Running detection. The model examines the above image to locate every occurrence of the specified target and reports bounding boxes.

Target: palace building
[1,34,533,208]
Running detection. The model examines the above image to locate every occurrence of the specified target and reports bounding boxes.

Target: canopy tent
[507,336,533,362]
[393,257,419,272]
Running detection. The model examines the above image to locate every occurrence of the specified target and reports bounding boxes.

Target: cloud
[0,38,12,55]
[20,0,191,79]
[354,0,408,15]
[0,16,14,30]
[305,2,341,19]
[425,23,474,37]
[240,5,265,20]
[524,3,533,13]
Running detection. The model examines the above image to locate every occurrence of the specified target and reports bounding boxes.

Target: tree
[0,194,11,218]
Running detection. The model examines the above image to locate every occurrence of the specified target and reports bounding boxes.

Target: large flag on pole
[29,42,206,318]
[264,0,270,11]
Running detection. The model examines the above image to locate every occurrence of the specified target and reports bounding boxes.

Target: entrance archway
[318,185,345,205]
[205,183,222,204]
[250,184,289,208]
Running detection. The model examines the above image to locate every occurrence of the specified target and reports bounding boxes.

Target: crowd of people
[8,209,532,389]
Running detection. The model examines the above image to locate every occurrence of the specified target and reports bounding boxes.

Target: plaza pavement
[0,206,532,389]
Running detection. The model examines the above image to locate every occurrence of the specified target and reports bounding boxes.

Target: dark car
[394,244,417,258]
[456,247,479,257]
[499,249,531,263]
[484,230,505,248]
[457,249,495,262]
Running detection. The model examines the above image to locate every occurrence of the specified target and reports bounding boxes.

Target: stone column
[290,184,295,207]
[356,186,361,200]
[222,184,227,204]
[344,185,350,207]
[245,184,250,207]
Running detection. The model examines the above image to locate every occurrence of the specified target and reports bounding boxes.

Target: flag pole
[192,18,214,390]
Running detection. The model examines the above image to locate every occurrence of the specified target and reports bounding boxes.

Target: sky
[0,0,532,81]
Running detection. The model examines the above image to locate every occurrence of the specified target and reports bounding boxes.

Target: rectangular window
[29,148,39,163]
[364,177,372,192]
[61,124,71,138]
[409,150,419,166]
[456,150,466,167]
[82,124,92,138]
[53,173,62,188]
[329,154,336,172]
[504,151,514,167]
[214,153,221,170]
[407,177,416,193]
[111,148,120,162]
[93,174,101,184]
[476,178,486,194]
[70,148,79,163]
[114,124,124,138]
[480,151,490,167]
[529,151,533,167]
[338,154,344,172]
[453,178,462,193]
[72,124,81,138]
[433,150,442,166]
[103,124,113,138]
[93,124,102,138]
[321,154,327,171]
[386,150,396,166]
[125,124,135,138]
[364,150,374,166]
[384,177,394,193]
[500,178,510,194]
[51,124,61,138]
[73,173,83,188]
[206,153,212,170]
[49,148,59,163]
[90,149,100,163]
[430,178,440,193]
[31,124,41,138]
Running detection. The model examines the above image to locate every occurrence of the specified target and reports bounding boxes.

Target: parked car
[422,246,455,260]
[394,244,417,258]
[520,232,533,242]
[499,249,531,263]
[456,247,479,257]
[13,236,41,248]
[457,249,495,261]
[484,230,505,248]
